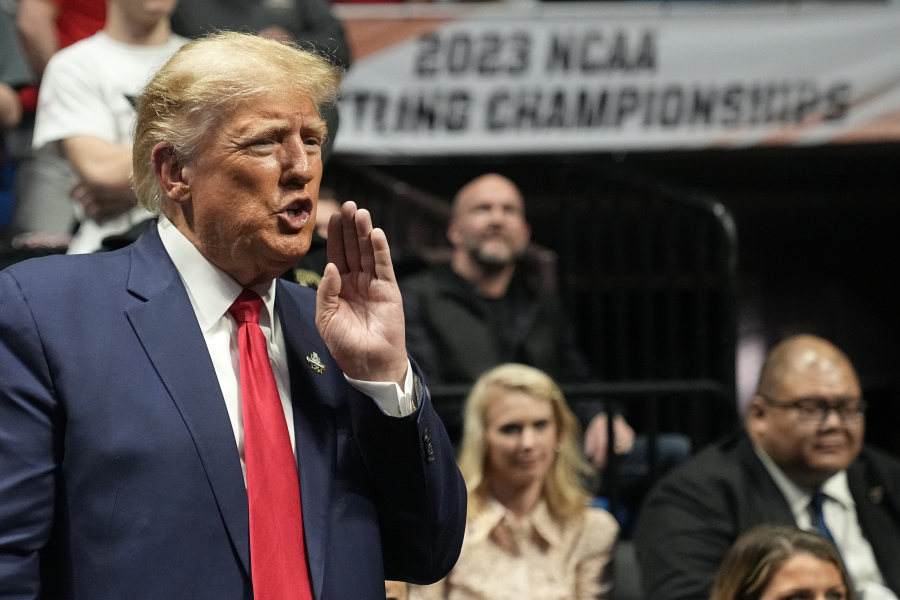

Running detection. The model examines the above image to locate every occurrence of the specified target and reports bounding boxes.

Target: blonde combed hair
[457,363,593,522]
[132,31,343,214]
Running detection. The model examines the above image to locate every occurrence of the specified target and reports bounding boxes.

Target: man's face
[749,356,864,489]
[181,90,325,286]
[114,0,178,25]
[448,176,531,269]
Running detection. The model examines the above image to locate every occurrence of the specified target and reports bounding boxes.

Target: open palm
[315,201,408,385]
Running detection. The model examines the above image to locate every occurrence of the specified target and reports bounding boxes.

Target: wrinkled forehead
[187,88,326,156]
[222,90,324,128]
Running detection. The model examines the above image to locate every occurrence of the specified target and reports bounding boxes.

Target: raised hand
[315,201,408,386]
[584,413,636,470]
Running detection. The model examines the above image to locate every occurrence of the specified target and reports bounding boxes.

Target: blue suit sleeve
[0,270,60,599]
[348,363,466,585]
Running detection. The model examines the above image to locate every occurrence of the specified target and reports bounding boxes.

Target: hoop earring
[553,443,562,453]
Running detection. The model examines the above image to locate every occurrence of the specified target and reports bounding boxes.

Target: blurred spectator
[0,7,29,131]
[710,525,852,600]
[1,5,29,233]
[170,0,351,165]
[10,0,105,240]
[31,0,185,254]
[0,82,21,131]
[409,363,618,600]
[636,334,900,600]
[401,172,690,506]
[16,0,106,80]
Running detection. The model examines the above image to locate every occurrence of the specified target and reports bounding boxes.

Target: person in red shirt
[11,0,105,243]
[17,0,106,81]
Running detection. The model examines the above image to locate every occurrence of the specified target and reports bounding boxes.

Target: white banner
[333,3,900,155]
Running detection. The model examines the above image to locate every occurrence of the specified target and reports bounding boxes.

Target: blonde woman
[410,364,619,600]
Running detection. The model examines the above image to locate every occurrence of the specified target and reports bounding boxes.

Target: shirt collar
[469,495,563,549]
[822,470,854,510]
[157,216,277,333]
[753,442,853,518]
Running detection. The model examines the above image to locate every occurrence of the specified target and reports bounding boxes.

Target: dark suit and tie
[0,221,466,599]
[0,33,466,600]
[636,335,900,600]
[636,432,900,600]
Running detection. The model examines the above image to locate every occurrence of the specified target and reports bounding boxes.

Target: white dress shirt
[157,217,416,483]
[754,445,896,600]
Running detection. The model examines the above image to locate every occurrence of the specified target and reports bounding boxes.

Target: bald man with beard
[636,334,900,600]
[401,173,641,468]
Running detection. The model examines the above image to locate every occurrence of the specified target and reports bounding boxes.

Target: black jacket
[635,432,900,600]
[400,264,590,385]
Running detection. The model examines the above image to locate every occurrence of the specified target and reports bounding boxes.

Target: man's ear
[447,219,461,247]
[745,395,767,429]
[151,142,191,204]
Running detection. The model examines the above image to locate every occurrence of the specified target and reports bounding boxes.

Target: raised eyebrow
[305,117,328,140]
[237,120,290,142]
[779,590,811,600]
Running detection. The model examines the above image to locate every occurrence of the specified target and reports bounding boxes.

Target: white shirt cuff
[345,360,417,418]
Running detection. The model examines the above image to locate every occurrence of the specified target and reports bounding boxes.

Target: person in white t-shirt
[33,0,186,254]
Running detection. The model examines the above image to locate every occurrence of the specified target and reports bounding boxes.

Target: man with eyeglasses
[636,334,900,600]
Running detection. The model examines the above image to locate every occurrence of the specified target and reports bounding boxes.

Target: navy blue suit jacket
[0,225,466,600]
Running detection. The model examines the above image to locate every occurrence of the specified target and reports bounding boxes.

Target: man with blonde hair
[636,334,900,600]
[0,32,465,599]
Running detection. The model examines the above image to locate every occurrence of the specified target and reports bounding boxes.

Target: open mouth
[277,199,313,231]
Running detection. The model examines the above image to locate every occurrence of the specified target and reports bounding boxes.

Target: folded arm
[62,136,136,221]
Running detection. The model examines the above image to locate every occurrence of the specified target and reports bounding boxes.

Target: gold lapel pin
[869,485,884,505]
[306,352,326,374]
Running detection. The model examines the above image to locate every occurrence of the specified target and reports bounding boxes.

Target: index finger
[339,201,362,273]
[326,210,348,273]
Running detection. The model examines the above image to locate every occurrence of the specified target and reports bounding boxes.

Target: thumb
[315,262,342,336]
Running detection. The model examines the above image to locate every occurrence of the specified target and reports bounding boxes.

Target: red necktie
[229,289,313,600]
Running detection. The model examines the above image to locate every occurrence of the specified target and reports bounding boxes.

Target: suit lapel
[124,226,251,576]
[276,283,339,598]
[736,435,797,525]
[848,459,900,592]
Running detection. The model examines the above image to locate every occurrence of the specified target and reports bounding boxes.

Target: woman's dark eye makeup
[498,419,551,435]
[779,588,845,600]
